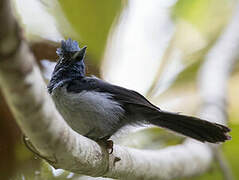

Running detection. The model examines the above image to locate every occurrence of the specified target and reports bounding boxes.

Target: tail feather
[148,111,231,143]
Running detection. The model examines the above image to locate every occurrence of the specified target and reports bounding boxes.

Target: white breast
[51,86,125,139]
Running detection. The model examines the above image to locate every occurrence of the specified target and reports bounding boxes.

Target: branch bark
[0,0,237,180]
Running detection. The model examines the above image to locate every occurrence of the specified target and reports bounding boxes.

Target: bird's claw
[106,140,114,154]
[96,137,114,154]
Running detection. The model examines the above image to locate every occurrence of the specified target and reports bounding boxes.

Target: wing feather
[66,77,160,112]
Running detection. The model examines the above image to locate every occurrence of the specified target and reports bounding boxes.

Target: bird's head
[48,38,87,94]
[55,38,87,77]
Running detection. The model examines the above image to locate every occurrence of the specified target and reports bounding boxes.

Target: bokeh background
[0,0,239,179]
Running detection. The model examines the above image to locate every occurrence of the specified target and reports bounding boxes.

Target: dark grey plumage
[48,38,86,94]
[56,38,81,57]
[48,38,231,143]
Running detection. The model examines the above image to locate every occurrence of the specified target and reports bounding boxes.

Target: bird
[48,38,231,151]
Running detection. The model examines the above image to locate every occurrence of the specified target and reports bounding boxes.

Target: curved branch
[0,0,236,180]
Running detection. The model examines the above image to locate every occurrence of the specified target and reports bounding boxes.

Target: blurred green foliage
[58,0,123,65]
[174,0,233,37]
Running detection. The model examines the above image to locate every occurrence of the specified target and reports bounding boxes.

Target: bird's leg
[97,135,114,154]
[84,130,114,154]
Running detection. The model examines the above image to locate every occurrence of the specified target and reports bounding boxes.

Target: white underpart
[51,86,125,139]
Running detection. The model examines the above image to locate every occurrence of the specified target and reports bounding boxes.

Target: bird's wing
[66,77,160,112]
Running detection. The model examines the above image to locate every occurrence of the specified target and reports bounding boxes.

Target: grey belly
[51,87,125,139]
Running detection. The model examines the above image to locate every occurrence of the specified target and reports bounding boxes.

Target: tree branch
[0,0,236,180]
[197,3,239,180]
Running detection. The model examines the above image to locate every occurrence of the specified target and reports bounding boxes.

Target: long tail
[148,111,231,143]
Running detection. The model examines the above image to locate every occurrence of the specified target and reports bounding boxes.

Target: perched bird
[48,38,231,150]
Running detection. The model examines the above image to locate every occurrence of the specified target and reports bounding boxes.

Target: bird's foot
[105,139,114,154]
[96,136,114,154]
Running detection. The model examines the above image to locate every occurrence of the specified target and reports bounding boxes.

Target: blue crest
[56,38,81,57]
